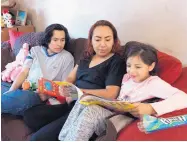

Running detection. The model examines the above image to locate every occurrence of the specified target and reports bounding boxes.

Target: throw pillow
[157,51,182,84]
[9,30,24,49]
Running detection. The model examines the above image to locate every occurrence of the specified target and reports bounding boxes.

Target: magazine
[138,114,187,133]
[79,95,135,112]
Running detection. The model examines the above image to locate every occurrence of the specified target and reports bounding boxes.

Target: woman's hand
[129,103,157,118]
[59,85,71,97]
[59,85,74,104]
[79,89,94,100]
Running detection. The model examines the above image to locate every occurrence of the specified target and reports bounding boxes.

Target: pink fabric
[1,43,29,82]
[118,74,187,116]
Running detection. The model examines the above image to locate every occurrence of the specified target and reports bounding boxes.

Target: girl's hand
[129,103,157,118]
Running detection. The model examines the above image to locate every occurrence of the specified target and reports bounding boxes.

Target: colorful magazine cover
[38,78,83,101]
[138,114,187,133]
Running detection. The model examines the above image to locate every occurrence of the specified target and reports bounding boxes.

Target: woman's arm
[65,65,78,84]
[82,85,120,100]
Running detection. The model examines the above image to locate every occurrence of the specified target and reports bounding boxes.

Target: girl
[58,41,187,141]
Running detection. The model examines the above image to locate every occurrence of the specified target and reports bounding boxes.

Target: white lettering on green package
[138,114,187,133]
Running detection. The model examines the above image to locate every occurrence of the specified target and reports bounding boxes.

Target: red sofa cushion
[157,51,182,84]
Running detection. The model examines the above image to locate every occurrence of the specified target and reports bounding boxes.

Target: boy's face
[126,55,155,83]
[48,30,65,54]
[92,26,114,57]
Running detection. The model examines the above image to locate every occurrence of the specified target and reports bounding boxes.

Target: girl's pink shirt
[118,74,187,116]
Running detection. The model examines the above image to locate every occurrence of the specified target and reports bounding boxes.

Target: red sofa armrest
[172,67,187,93]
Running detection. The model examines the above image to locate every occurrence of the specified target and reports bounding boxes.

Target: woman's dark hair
[41,24,70,50]
[125,41,158,75]
[83,20,122,59]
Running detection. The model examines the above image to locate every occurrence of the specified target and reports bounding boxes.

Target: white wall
[15,0,187,66]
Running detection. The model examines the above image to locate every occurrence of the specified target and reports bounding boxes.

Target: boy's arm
[8,47,35,92]
[9,67,30,92]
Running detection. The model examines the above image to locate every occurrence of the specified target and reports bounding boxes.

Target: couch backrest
[13,32,45,56]
[1,32,182,85]
[66,38,87,65]
[1,41,15,71]
[12,32,87,65]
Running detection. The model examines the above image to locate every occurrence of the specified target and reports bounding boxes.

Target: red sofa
[1,32,187,140]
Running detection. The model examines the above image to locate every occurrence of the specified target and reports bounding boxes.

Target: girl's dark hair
[41,24,70,50]
[125,41,158,75]
[82,20,122,59]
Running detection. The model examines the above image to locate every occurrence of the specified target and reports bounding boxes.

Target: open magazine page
[79,95,135,112]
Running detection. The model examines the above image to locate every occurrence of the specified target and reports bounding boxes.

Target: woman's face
[92,26,114,57]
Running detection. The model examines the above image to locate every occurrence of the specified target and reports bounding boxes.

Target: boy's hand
[3,90,11,95]
[38,93,49,101]
[129,103,157,118]
[36,89,49,101]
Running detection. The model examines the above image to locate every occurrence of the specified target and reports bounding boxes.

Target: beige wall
[15,0,187,66]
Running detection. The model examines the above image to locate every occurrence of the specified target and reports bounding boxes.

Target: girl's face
[48,30,65,54]
[92,26,114,57]
[126,55,155,83]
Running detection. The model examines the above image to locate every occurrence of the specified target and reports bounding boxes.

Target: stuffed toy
[22,80,37,91]
[2,43,29,82]
[2,9,14,28]
[1,16,5,28]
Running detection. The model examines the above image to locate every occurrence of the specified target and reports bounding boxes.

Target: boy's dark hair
[41,24,70,50]
[125,41,158,75]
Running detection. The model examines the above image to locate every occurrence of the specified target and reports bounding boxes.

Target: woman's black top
[75,54,126,89]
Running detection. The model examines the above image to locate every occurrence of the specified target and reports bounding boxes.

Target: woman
[25,20,126,141]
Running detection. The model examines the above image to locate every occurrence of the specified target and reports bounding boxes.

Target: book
[38,78,83,102]
[138,114,187,133]
[79,95,135,112]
